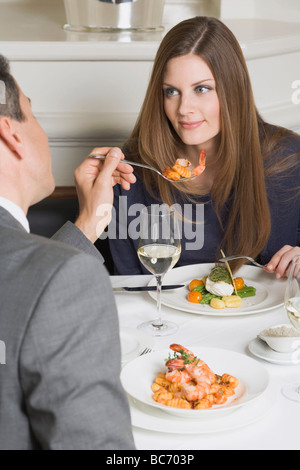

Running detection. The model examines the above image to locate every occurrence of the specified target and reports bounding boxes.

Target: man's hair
[0,54,25,122]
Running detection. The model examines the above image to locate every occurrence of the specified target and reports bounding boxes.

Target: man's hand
[74,147,136,243]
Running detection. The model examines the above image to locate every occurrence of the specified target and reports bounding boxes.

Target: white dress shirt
[0,197,30,233]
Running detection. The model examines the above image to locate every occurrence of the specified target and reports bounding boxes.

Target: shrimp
[168,345,215,401]
[172,164,192,179]
[181,381,211,402]
[165,368,192,384]
[165,344,195,383]
[185,361,215,386]
[192,149,206,176]
[163,159,192,181]
[165,357,185,369]
[175,159,191,168]
[165,345,195,369]
[169,344,195,359]
[162,166,181,181]
[163,151,205,181]
[162,165,171,177]
[168,344,215,385]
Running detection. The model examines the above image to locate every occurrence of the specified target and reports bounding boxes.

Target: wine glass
[137,205,181,336]
[282,255,300,402]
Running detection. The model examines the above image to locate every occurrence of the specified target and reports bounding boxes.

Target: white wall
[221,0,300,22]
[163,0,221,24]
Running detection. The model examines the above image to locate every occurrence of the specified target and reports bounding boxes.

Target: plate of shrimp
[120,344,269,419]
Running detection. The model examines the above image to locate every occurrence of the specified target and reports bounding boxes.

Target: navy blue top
[108,132,300,275]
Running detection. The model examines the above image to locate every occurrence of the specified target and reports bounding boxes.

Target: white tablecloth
[110,274,300,451]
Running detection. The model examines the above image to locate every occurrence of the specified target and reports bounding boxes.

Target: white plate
[128,390,274,434]
[248,338,300,366]
[120,347,269,419]
[120,328,154,364]
[148,263,286,316]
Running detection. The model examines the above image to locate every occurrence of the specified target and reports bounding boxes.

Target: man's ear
[0,117,25,159]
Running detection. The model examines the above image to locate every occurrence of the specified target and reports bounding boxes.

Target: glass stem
[153,275,163,328]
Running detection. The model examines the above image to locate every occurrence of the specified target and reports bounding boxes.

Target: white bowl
[258,324,300,353]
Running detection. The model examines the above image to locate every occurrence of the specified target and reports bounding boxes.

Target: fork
[218,255,266,269]
[139,347,152,356]
[89,154,197,183]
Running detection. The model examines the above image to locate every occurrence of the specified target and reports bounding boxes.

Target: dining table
[110,266,300,451]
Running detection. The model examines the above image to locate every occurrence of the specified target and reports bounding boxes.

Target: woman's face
[163,54,221,154]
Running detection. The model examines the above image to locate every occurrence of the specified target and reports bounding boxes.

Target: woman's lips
[179,120,204,130]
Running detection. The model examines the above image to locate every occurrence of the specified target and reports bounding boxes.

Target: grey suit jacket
[0,207,135,450]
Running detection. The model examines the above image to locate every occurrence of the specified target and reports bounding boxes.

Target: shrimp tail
[192,149,206,176]
[165,358,185,369]
[169,344,195,358]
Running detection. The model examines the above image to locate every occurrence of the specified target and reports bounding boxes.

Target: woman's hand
[74,147,136,243]
[265,245,300,278]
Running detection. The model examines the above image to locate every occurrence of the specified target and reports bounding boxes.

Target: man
[0,54,136,450]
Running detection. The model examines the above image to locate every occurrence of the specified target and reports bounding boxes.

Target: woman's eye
[164,88,179,97]
[195,86,211,94]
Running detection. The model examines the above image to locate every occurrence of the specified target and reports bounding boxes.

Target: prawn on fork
[163,150,206,181]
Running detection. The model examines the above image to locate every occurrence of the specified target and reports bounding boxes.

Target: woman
[109,16,300,276]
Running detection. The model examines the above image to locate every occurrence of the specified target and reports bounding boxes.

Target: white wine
[137,207,181,336]
[138,244,181,276]
[286,297,300,331]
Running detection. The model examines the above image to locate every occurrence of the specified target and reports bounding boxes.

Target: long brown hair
[124,17,299,269]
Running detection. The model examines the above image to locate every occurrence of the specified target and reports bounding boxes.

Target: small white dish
[258,324,300,353]
[248,338,300,366]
